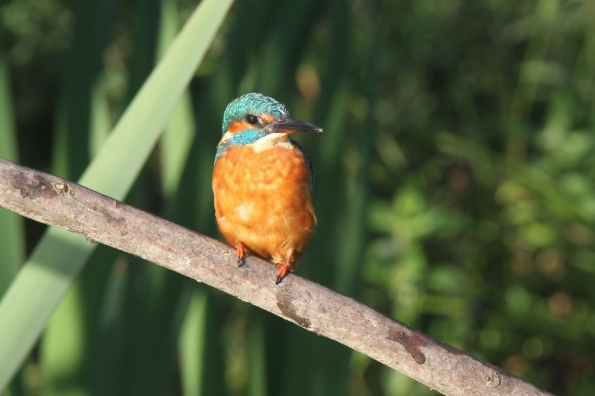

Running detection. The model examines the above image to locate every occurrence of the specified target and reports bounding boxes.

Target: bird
[212,93,322,284]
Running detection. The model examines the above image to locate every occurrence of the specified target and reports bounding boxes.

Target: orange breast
[212,141,316,266]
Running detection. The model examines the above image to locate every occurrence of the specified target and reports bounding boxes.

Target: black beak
[267,117,323,134]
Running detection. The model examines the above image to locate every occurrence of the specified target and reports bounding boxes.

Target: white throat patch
[252,133,293,153]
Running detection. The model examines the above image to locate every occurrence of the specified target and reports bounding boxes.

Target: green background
[1,0,594,394]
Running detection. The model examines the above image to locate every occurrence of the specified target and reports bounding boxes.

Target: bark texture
[0,158,552,396]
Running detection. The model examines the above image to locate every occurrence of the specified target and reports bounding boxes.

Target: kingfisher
[212,93,322,284]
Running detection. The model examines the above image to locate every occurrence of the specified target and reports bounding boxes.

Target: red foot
[275,250,299,285]
[275,263,290,285]
[236,242,247,267]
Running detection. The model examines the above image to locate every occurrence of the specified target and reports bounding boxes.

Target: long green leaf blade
[0,51,24,297]
[0,0,233,390]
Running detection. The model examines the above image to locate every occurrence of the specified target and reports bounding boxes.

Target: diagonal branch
[0,158,550,396]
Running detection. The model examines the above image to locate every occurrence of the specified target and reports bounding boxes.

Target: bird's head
[218,93,322,152]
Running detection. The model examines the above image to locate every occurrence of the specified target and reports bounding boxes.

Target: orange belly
[212,142,316,267]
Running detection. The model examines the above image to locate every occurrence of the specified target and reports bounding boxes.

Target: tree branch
[0,158,550,396]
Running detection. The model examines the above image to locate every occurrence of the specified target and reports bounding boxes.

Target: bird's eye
[246,114,259,125]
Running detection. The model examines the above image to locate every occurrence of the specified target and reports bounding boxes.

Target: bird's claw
[275,263,290,285]
[236,242,247,267]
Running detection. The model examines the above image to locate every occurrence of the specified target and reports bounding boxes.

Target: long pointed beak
[267,117,323,134]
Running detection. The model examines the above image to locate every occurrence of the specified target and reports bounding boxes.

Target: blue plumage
[214,129,266,163]
[221,93,288,135]
[212,93,322,284]
[214,93,317,186]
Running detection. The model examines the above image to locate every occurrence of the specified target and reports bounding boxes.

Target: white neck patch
[252,133,293,153]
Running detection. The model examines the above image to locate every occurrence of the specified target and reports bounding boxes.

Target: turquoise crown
[221,93,289,135]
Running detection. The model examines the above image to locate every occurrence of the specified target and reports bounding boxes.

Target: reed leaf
[0,0,233,389]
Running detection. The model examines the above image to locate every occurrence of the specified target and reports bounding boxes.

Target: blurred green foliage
[1,0,595,395]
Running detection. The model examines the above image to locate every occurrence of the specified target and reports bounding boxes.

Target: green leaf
[0,51,24,297]
[0,0,234,389]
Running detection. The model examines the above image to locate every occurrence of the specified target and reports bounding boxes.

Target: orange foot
[275,250,297,285]
[236,242,247,267]
[275,263,290,285]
